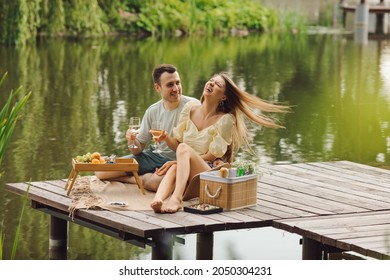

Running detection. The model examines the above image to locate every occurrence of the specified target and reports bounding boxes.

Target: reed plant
[0,72,31,167]
[0,72,31,259]
[0,182,30,260]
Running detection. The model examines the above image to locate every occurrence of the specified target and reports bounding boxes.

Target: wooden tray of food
[66,158,145,196]
[72,158,139,171]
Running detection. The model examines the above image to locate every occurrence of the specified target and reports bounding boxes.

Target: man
[96,64,198,191]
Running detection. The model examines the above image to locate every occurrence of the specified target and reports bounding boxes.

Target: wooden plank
[274,211,390,239]
[7,182,73,212]
[269,163,390,197]
[310,161,390,183]
[6,182,178,237]
[313,223,390,236]
[259,182,358,213]
[321,228,390,250]
[264,164,390,209]
[258,199,314,217]
[304,162,390,189]
[243,204,298,219]
[260,174,371,212]
[337,236,390,259]
[236,207,280,221]
[332,161,390,176]
[205,212,265,231]
[135,210,227,233]
[218,210,266,226]
[340,235,390,245]
[278,212,390,231]
[341,4,390,14]
[9,179,180,237]
[25,181,192,233]
[277,209,390,223]
[259,193,334,215]
[65,209,169,237]
[359,243,390,257]
[274,210,390,259]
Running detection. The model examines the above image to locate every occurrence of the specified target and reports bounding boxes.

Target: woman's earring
[219,100,225,107]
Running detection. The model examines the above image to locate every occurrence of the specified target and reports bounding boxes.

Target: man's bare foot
[151,200,164,213]
[162,196,182,213]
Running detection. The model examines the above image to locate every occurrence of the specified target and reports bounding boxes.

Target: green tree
[0,0,283,45]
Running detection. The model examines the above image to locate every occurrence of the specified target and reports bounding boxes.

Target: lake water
[1,2,390,260]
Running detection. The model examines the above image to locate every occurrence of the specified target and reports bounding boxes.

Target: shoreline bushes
[0,0,284,45]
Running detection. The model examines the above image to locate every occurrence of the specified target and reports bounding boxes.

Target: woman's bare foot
[150,200,164,213]
[162,196,182,213]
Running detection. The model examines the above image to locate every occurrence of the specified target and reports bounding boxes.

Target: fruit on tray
[75,152,106,164]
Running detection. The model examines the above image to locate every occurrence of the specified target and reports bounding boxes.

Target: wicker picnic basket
[199,171,257,210]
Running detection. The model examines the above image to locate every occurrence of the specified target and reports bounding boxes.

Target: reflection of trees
[277,36,389,166]
[1,33,390,259]
[332,42,389,165]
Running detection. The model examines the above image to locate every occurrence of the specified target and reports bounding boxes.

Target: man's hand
[126,128,138,141]
[155,161,177,176]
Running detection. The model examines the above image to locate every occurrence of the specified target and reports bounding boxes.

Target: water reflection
[1,33,389,259]
[380,41,390,95]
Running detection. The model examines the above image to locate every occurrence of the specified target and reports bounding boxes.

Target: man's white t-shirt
[137,95,199,160]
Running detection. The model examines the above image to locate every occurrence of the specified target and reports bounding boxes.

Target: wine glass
[150,121,164,153]
[128,117,140,149]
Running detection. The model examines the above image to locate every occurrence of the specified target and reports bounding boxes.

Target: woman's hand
[155,161,177,176]
[212,158,225,167]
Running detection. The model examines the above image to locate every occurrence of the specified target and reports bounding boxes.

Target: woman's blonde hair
[201,73,290,155]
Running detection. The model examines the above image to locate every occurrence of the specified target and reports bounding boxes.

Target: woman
[151,73,290,213]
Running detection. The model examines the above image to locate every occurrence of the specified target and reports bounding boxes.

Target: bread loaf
[219,167,229,178]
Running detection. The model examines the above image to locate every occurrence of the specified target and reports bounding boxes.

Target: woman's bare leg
[163,143,210,213]
[151,165,177,213]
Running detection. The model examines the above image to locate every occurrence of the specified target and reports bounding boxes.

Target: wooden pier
[6,160,390,260]
[340,2,390,34]
[341,4,390,15]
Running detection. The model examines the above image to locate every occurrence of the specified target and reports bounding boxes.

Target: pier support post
[375,0,388,34]
[152,232,173,260]
[302,237,323,260]
[49,216,68,260]
[196,232,214,260]
[334,0,346,27]
[376,13,384,34]
[354,1,369,44]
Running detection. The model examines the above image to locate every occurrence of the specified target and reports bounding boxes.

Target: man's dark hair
[152,64,177,85]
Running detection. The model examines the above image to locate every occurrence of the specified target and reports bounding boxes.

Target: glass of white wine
[128,117,140,149]
[150,121,164,153]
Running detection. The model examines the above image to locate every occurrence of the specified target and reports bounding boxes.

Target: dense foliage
[0,0,282,45]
